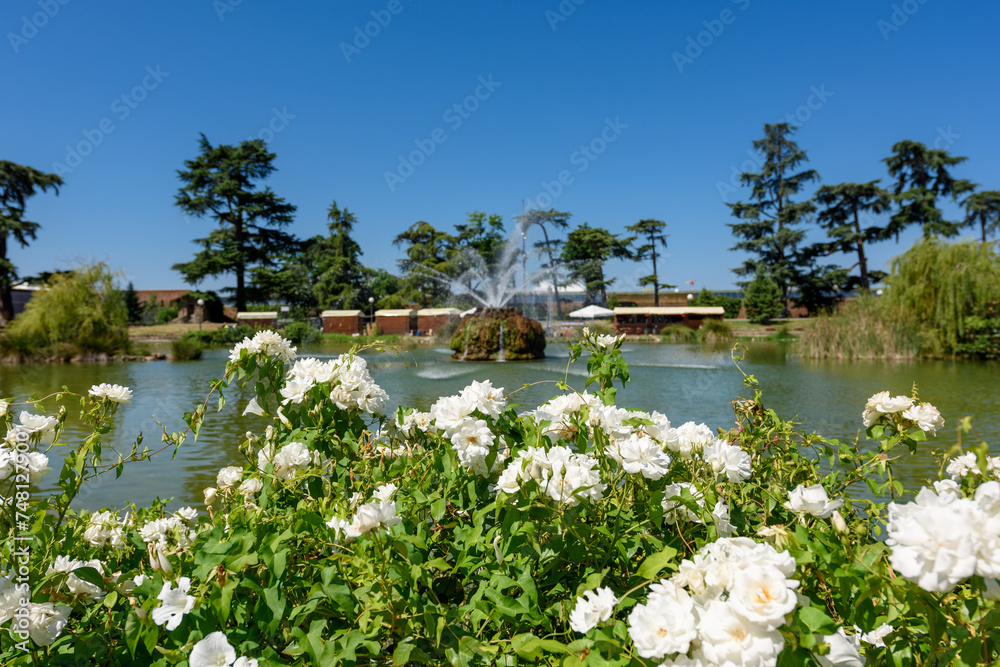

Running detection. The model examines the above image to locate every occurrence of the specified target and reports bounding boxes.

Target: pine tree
[624,219,671,306]
[814,181,893,291]
[0,161,63,324]
[173,134,297,311]
[728,123,818,304]
[882,140,974,238]
[561,223,633,305]
[963,190,1000,243]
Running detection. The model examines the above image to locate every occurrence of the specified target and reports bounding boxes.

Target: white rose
[27,602,71,646]
[784,484,844,519]
[88,383,133,404]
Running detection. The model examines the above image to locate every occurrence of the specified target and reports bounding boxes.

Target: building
[416,307,460,334]
[613,306,725,335]
[321,310,363,335]
[374,309,416,335]
[236,311,278,328]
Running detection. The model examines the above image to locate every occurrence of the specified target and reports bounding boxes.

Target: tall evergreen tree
[727,123,818,304]
[882,140,974,238]
[963,190,1000,243]
[173,134,297,311]
[313,200,365,308]
[0,161,63,325]
[561,223,633,305]
[516,208,571,316]
[625,218,671,306]
[814,181,893,291]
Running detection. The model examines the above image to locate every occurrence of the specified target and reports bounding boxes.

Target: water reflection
[2,341,995,511]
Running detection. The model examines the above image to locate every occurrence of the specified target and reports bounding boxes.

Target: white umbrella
[568,304,615,319]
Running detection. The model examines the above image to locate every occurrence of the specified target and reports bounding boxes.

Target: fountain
[411,226,548,361]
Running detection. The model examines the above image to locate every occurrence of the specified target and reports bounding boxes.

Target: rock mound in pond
[449,307,546,361]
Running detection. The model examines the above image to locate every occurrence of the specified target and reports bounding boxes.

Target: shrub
[743,272,783,324]
[156,306,179,324]
[2,331,998,665]
[170,334,203,360]
[699,318,733,341]
[1,262,129,358]
[281,320,320,345]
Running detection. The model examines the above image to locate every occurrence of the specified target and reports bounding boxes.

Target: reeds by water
[796,296,921,360]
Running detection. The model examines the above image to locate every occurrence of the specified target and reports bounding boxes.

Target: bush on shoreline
[1,331,998,664]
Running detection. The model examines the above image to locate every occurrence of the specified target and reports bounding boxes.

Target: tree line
[4,126,997,326]
[726,123,1000,319]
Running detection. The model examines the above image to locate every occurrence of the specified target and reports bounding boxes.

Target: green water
[2,341,996,511]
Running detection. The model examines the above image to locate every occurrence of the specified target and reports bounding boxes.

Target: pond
[2,340,997,511]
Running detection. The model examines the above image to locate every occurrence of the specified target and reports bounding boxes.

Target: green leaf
[636,544,678,580]
[798,605,838,634]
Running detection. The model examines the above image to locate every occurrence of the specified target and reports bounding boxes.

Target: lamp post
[368,296,375,319]
[196,298,204,331]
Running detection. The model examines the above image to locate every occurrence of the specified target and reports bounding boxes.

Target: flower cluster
[327,493,402,540]
[886,480,1000,592]
[0,574,71,647]
[47,556,106,601]
[228,330,297,364]
[190,631,258,667]
[1,411,55,484]
[257,441,315,481]
[429,380,508,475]
[862,391,945,435]
[945,452,1000,481]
[88,383,133,404]
[496,445,605,507]
[82,510,129,548]
[626,537,799,664]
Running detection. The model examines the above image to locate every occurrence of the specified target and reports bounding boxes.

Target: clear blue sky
[5,1,999,295]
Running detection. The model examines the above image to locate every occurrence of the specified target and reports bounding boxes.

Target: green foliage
[728,123,818,303]
[156,306,179,324]
[0,160,63,323]
[1,262,129,359]
[956,313,1000,359]
[743,271,783,324]
[561,222,633,306]
[4,331,999,665]
[173,133,298,311]
[182,324,255,348]
[122,281,142,324]
[813,181,893,291]
[882,237,1000,355]
[281,321,320,345]
[963,190,1000,242]
[690,288,742,318]
[171,334,204,360]
[883,140,974,238]
[392,220,457,306]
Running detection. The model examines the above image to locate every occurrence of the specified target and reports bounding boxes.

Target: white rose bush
[1,328,998,665]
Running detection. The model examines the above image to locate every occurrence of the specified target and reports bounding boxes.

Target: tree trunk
[235,215,246,311]
[853,207,869,291]
[542,226,562,317]
[651,233,660,307]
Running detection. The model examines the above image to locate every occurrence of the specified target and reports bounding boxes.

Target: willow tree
[625,218,671,306]
[728,123,818,304]
[883,140,974,238]
[173,134,297,311]
[963,190,1000,243]
[0,161,63,324]
[814,181,893,291]
[883,238,1000,353]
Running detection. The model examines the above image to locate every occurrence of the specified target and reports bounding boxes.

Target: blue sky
[4,1,999,295]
